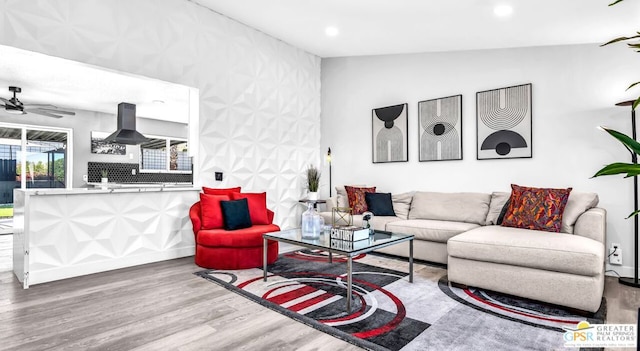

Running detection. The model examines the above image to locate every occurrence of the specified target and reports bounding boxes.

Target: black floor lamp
[327,147,332,197]
[617,100,640,288]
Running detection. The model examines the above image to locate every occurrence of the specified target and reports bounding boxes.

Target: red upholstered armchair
[189,202,280,269]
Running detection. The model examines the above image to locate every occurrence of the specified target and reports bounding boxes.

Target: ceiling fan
[0,86,75,118]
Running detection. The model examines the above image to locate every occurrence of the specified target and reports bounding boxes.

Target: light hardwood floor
[0,234,11,273]
[0,249,638,350]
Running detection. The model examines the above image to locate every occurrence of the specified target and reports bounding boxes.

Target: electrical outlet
[609,243,622,265]
[82,174,88,182]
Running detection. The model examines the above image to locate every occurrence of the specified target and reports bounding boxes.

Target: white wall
[0,0,321,228]
[321,44,638,275]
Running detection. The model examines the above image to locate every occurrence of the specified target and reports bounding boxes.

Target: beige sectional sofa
[319,188,606,313]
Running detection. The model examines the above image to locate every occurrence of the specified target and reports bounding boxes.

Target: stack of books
[330,226,370,242]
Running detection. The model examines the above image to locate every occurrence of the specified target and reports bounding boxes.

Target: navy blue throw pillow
[496,199,511,225]
[220,198,252,231]
[364,192,396,216]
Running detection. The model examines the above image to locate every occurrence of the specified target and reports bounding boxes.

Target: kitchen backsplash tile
[88,162,192,184]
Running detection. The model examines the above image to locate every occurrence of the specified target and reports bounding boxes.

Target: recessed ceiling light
[152,99,165,104]
[325,26,339,37]
[493,4,513,17]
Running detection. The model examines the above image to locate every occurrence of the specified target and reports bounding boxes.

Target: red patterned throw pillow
[501,184,572,232]
[344,185,376,215]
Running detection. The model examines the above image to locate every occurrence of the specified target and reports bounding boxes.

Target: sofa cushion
[386,219,480,243]
[501,184,572,233]
[392,192,413,220]
[220,198,253,231]
[408,191,491,225]
[202,186,241,195]
[200,193,230,229]
[365,192,396,216]
[231,192,269,225]
[562,192,599,234]
[448,226,604,276]
[485,191,510,225]
[197,224,280,247]
[345,185,376,214]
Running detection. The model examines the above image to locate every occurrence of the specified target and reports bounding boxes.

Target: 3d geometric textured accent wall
[14,189,199,286]
[0,0,321,229]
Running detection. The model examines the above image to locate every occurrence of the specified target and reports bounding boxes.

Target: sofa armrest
[189,202,202,236]
[267,209,275,224]
[574,207,606,244]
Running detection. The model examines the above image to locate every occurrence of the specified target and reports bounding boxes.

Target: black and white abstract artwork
[372,103,408,163]
[91,131,126,155]
[418,95,462,161]
[476,83,532,160]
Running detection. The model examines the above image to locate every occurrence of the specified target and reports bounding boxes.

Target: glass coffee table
[263,228,414,313]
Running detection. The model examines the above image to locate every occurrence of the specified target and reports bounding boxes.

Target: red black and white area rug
[195,250,606,351]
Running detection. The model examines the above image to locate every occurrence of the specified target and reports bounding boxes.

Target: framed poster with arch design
[372,103,408,163]
[476,83,532,160]
[418,94,462,162]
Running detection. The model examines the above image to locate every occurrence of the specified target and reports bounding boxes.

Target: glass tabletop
[263,228,414,254]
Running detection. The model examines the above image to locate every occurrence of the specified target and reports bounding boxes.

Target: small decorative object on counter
[332,207,353,227]
[101,170,108,183]
[301,202,323,239]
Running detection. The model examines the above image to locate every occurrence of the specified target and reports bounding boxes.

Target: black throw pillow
[220,198,252,231]
[496,199,511,225]
[365,192,396,216]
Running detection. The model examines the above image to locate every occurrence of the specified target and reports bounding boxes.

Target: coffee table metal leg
[263,238,268,282]
[329,251,333,263]
[409,238,414,283]
[347,256,352,313]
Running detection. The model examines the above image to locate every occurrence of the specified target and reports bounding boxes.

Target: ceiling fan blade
[0,97,16,107]
[22,103,58,108]
[27,109,64,118]
[25,107,75,116]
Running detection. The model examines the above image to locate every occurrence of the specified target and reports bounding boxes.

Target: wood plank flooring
[0,249,637,350]
[0,234,11,273]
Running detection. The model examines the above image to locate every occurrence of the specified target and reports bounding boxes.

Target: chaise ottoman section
[448,225,605,312]
[448,226,604,276]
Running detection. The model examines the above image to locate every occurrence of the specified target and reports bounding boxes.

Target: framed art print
[476,83,532,160]
[372,103,408,163]
[418,94,462,161]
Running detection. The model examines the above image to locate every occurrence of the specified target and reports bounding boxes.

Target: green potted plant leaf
[593,0,640,218]
[101,170,108,183]
[593,127,640,217]
[306,164,320,200]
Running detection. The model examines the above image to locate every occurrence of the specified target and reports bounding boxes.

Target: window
[140,137,190,172]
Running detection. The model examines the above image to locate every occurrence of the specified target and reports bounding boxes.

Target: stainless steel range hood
[103,102,149,145]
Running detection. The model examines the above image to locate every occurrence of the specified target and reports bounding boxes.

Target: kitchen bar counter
[29,184,198,195]
[13,187,200,288]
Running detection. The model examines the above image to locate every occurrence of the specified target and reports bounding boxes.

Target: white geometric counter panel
[22,189,199,286]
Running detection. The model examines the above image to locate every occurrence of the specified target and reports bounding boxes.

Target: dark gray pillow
[220,198,252,230]
[365,192,396,216]
[497,199,511,225]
